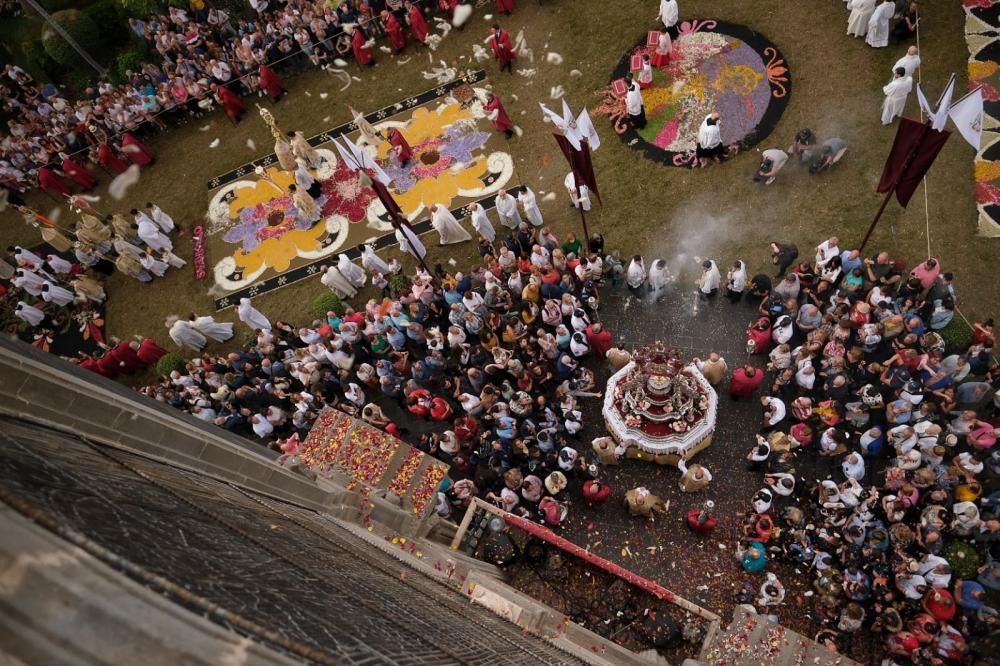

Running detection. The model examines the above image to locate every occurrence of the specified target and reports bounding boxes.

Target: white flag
[948,87,984,150]
[917,75,955,131]
[575,107,601,151]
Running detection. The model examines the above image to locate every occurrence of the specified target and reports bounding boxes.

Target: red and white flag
[947,87,984,150]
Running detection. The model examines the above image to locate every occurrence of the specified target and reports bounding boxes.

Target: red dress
[488,29,515,66]
[37,167,70,197]
[135,338,167,365]
[389,128,413,163]
[408,4,429,43]
[582,480,611,507]
[61,156,97,190]
[121,132,154,166]
[495,0,514,14]
[96,353,121,378]
[352,30,374,66]
[218,85,246,122]
[484,95,514,133]
[97,144,129,175]
[385,13,407,51]
[258,64,285,101]
[110,341,146,373]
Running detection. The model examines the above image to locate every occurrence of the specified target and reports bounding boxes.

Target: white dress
[699,261,721,294]
[658,0,678,29]
[648,260,672,290]
[395,225,427,259]
[321,266,358,298]
[192,315,234,343]
[626,258,646,288]
[151,205,175,233]
[431,205,472,245]
[137,217,172,252]
[361,244,391,274]
[470,203,496,242]
[495,193,522,229]
[168,320,207,351]
[238,298,271,331]
[41,282,75,306]
[846,0,875,38]
[866,1,895,48]
[518,188,544,227]
[337,253,367,287]
[881,76,912,125]
[15,301,45,327]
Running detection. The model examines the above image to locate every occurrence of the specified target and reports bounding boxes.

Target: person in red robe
[258,64,286,102]
[484,92,514,137]
[351,27,375,66]
[495,0,514,16]
[686,502,718,535]
[386,128,413,164]
[405,1,429,44]
[96,352,121,378]
[216,84,246,124]
[438,0,458,20]
[487,24,515,74]
[60,154,97,190]
[135,337,167,366]
[109,340,145,373]
[584,322,613,358]
[97,143,129,175]
[382,10,406,52]
[37,167,71,198]
[121,132,154,167]
[582,480,612,507]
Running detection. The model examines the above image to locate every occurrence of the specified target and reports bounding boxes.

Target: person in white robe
[294,160,316,193]
[394,224,426,260]
[626,256,646,289]
[140,251,169,278]
[337,253,367,286]
[350,106,380,145]
[40,281,75,306]
[46,254,73,275]
[13,246,44,270]
[518,188,544,227]
[846,0,876,38]
[15,301,45,327]
[167,317,207,351]
[892,46,920,79]
[494,190,521,229]
[648,259,672,291]
[114,237,145,261]
[430,204,472,245]
[136,211,173,252]
[238,297,271,331]
[147,203,175,234]
[726,260,747,301]
[881,68,912,125]
[658,0,678,34]
[161,248,186,268]
[696,112,724,161]
[866,0,895,48]
[191,314,234,343]
[699,259,721,296]
[13,268,46,296]
[624,76,645,129]
[469,202,496,242]
[564,172,592,211]
[320,264,359,298]
[360,244,391,274]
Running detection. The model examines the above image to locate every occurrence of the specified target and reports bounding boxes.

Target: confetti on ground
[198,124,211,131]
[570,69,583,77]
[208,138,220,148]
[319,92,328,99]
[546,52,564,65]
[246,138,256,151]
[542,192,557,202]
[333,59,348,67]
[304,91,312,97]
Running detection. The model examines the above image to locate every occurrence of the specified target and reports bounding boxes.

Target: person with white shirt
[761,396,786,429]
[881,67,912,125]
[696,111,725,163]
[892,46,921,79]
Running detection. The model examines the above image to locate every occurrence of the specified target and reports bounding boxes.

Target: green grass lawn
[1,0,995,351]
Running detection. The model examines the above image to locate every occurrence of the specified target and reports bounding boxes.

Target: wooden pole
[858,188,895,253]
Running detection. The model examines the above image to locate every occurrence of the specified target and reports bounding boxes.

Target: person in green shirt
[561,233,582,257]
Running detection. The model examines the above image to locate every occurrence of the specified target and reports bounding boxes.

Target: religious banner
[877,117,951,208]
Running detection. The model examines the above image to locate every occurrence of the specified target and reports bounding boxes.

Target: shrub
[154,351,186,377]
[41,10,100,68]
[313,292,344,319]
[116,0,167,17]
[388,272,411,296]
[111,42,151,84]
[938,318,972,356]
[84,0,131,51]
[20,36,60,79]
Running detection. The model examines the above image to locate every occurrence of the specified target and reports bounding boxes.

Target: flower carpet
[963,0,1000,236]
[598,21,790,167]
[204,70,520,309]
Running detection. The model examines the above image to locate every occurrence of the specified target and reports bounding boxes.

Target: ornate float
[602,342,717,464]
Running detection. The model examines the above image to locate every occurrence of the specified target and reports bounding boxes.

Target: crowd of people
[0,0,471,195]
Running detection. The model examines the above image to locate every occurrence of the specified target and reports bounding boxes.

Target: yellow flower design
[234,224,327,274]
[228,167,295,218]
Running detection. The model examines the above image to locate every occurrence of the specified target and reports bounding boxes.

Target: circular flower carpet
[603,20,791,167]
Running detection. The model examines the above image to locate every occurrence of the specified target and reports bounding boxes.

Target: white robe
[728,261,747,292]
[699,261,721,294]
[15,301,45,327]
[161,249,186,268]
[41,281,75,306]
[697,116,722,149]
[626,259,646,288]
[169,320,206,351]
[431,206,472,245]
[140,253,169,277]
[625,83,643,116]
[564,172,592,211]
[360,245,391,275]
[150,205,175,234]
[337,254,366,286]
[892,53,921,79]
[238,298,271,331]
[394,225,427,260]
[321,266,358,298]
[469,203,496,242]
[658,0,678,28]
[114,237,145,261]
[13,247,44,269]
[648,261,671,290]
[866,1,895,48]
[846,0,876,38]
[137,217,172,252]
[518,188,544,227]
[13,270,46,296]
[495,193,521,229]
[881,76,912,125]
[192,315,234,343]
[46,254,73,275]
